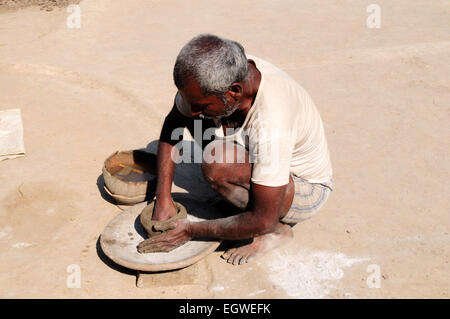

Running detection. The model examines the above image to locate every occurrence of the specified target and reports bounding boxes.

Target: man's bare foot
[221,223,293,265]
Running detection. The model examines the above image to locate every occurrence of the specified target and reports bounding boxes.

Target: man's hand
[137,219,192,253]
[152,199,177,221]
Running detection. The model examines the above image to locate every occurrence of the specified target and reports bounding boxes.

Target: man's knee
[203,140,249,165]
[202,140,251,190]
[201,161,225,188]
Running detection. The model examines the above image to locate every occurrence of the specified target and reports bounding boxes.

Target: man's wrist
[186,221,193,238]
[155,193,173,206]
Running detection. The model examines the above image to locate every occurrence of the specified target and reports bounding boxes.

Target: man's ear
[227,83,243,101]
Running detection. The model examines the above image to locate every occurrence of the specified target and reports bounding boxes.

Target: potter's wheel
[100,198,223,272]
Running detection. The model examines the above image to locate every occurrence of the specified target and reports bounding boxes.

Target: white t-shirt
[175,55,333,187]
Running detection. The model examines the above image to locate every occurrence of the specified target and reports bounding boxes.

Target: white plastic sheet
[0,108,25,161]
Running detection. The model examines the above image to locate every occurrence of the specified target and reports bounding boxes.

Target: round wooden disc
[100,198,223,272]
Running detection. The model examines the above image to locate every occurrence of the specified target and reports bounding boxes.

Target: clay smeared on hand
[137,201,187,253]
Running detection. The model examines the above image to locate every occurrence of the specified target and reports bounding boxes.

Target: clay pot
[139,201,187,237]
[102,150,157,205]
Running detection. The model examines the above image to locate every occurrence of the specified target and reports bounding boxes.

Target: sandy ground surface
[0,0,80,12]
[0,0,449,299]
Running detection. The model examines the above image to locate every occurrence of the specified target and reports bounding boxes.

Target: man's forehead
[179,90,202,106]
[179,79,213,104]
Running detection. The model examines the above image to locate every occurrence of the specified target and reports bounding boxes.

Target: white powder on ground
[0,226,13,240]
[12,242,36,248]
[248,289,266,297]
[265,249,369,298]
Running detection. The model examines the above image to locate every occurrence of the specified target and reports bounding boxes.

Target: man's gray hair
[173,34,249,96]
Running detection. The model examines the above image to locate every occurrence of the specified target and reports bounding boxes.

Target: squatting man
[138,34,333,265]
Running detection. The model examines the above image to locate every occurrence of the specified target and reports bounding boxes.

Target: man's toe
[232,253,245,266]
[239,256,248,265]
[222,248,235,260]
[246,254,257,264]
[227,252,238,265]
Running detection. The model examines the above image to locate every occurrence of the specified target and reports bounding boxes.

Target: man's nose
[190,110,203,117]
[190,106,203,117]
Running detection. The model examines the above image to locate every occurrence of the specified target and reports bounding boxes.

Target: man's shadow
[96,139,218,206]
[96,136,247,272]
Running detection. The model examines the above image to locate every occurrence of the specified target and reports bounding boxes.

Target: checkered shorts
[281,175,333,224]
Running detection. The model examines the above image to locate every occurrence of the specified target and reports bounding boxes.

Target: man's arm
[153,102,191,221]
[137,182,288,252]
[189,182,287,240]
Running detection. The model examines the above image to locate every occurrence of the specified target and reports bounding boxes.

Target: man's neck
[242,61,262,112]
[220,62,261,130]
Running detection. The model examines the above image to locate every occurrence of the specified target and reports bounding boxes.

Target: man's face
[179,79,239,120]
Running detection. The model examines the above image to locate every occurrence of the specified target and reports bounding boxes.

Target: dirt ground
[0,0,449,298]
[0,0,79,12]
